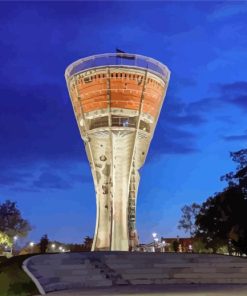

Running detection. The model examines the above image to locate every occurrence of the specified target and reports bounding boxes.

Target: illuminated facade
[65,53,170,251]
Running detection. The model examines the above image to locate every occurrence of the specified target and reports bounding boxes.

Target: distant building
[161,237,194,252]
[137,237,194,252]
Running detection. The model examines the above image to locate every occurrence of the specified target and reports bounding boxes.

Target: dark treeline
[178,149,247,255]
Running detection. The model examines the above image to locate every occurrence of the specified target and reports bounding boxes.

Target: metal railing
[65,53,170,82]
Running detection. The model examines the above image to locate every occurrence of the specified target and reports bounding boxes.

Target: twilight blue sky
[0,1,247,245]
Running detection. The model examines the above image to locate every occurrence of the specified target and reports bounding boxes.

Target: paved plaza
[47,284,247,296]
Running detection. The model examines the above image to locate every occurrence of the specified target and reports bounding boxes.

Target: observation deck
[65,53,170,134]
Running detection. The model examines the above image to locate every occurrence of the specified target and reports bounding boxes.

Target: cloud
[229,95,247,111]
[166,114,206,126]
[219,81,247,94]
[208,3,247,21]
[223,131,247,142]
[0,170,32,186]
[186,80,247,115]
[186,97,223,114]
[32,172,71,190]
[0,84,85,168]
[0,162,92,192]
[163,96,207,125]
[150,124,199,157]
[218,81,247,111]
[148,97,204,156]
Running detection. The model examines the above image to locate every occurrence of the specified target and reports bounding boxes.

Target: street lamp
[51,244,56,251]
[152,233,156,252]
[152,233,158,252]
[162,240,166,252]
[152,232,157,238]
[29,242,34,253]
[59,246,63,252]
[11,235,18,256]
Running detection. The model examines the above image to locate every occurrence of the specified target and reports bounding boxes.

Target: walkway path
[45,284,247,296]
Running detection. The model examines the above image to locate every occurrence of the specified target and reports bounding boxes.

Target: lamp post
[11,235,18,256]
[154,238,159,252]
[152,233,157,252]
[162,240,166,252]
[51,244,56,252]
[29,242,34,253]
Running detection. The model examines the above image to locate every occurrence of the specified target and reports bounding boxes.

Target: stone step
[23,252,247,294]
[122,273,170,279]
[54,269,101,276]
[44,282,81,292]
[59,274,107,281]
[153,262,247,267]
[105,256,243,262]
[38,277,60,286]
[112,268,247,276]
[29,265,94,272]
[121,272,247,280]
[42,278,112,292]
[173,273,247,279]
[105,261,246,266]
[120,266,247,272]
[130,278,247,285]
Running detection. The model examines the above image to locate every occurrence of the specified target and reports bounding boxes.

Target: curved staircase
[23,252,247,294]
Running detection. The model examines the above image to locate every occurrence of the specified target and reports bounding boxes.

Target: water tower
[65,53,170,251]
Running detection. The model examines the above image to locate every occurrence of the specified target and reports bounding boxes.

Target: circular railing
[65,53,170,81]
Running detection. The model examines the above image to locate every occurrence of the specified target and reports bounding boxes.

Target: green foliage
[179,149,247,255]
[196,186,247,253]
[0,232,12,247]
[0,200,31,239]
[39,234,49,253]
[0,256,8,264]
[0,254,38,296]
[83,236,93,251]
[192,238,209,253]
[195,149,247,254]
[67,243,85,252]
[178,203,201,236]
[172,240,179,252]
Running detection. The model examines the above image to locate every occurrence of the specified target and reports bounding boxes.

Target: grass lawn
[0,256,8,265]
[0,254,39,296]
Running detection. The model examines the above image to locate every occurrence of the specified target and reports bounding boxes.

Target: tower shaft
[65,54,170,251]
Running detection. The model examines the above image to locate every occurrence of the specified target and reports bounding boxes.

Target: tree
[221,149,247,193]
[0,231,11,247]
[83,236,93,251]
[0,200,31,239]
[172,240,179,252]
[195,149,247,254]
[178,203,201,236]
[39,234,49,253]
[178,149,247,254]
[195,186,247,253]
[67,243,84,252]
